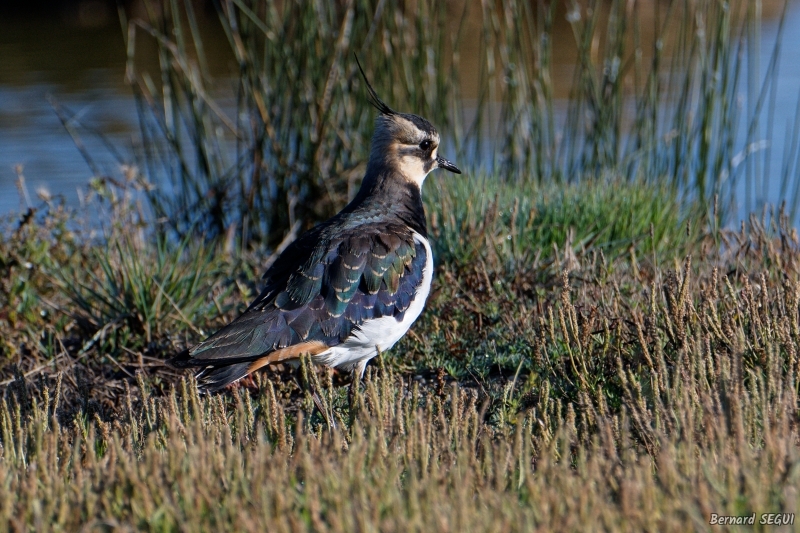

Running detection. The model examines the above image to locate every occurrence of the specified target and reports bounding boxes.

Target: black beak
[436,156,461,174]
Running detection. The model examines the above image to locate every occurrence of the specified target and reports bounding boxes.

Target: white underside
[313,231,433,376]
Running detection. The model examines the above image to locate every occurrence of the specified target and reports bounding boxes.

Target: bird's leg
[299,353,336,431]
[348,364,361,428]
[348,366,357,410]
[311,390,336,431]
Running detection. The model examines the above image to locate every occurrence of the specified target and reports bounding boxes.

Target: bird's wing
[173,222,428,367]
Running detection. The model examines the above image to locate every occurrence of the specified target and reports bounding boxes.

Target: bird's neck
[347,162,428,237]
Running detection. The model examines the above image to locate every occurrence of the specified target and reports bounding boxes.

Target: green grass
[426,173,702,269]
[53,229,226,346]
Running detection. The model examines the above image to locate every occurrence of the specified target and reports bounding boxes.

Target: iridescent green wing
[182,223,425,364]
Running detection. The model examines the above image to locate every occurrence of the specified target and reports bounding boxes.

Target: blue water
[0,79,137,214]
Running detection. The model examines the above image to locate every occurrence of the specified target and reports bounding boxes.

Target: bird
[169,59,461,392]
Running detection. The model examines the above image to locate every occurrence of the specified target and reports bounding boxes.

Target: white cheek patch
[397,155,430,187]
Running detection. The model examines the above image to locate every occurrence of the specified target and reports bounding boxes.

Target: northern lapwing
[170,60,461,392]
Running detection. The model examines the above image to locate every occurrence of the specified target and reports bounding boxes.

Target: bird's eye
[419,140,432,151]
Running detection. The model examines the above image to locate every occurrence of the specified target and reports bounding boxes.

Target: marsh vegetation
[2,0,800,530]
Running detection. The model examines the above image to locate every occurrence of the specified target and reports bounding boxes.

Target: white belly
[313,231,433,376]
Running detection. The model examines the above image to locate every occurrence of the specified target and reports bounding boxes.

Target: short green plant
[52,230,225,345]
[427,173,702,270]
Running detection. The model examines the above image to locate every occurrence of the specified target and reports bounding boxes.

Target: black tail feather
[169,349,256,393]
[195,363,251,393]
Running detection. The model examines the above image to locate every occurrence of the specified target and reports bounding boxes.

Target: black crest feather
[354,54,395,116]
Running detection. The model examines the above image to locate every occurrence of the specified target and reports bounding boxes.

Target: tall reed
[123,0,799,248]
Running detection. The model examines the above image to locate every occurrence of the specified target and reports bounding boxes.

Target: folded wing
[170,222,427,383]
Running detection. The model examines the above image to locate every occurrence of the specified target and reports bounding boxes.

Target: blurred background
[1,0,799,248]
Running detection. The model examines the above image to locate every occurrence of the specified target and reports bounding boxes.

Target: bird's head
[357,58,461,189]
